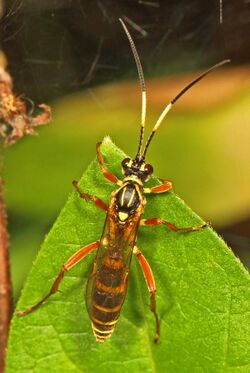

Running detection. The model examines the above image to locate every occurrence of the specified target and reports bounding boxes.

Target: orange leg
[141,217,208,231]
[16,240,100,316]
[144,178,173,194]
[96,142,122,185]
[72,180,108,211]
[133,246,160,343]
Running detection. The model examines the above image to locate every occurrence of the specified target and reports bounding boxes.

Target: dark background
[2,0,250,101]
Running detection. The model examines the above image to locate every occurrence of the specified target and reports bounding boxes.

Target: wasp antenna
[142,59,230,158]
[119,18,147,158]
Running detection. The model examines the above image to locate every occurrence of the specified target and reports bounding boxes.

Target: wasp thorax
[121,157,153,182]
[115,183,140,222]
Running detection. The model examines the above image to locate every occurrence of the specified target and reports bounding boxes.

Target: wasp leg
[72,180,108,211]
[16,240,100,316]
[96,142,122,186]
[133,246,160,344]
[141,218,208,231]
[144,179,173,194]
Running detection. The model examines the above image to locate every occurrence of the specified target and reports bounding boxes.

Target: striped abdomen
[90,256,128,343]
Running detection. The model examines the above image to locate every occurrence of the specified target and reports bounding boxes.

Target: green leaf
[6,137,250,372]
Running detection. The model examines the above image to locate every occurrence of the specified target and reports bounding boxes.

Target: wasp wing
[86,209,140,320]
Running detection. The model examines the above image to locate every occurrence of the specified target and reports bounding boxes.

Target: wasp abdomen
[91,257,127,342]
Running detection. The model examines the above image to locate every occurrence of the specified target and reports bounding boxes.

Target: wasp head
[121,156,153,182]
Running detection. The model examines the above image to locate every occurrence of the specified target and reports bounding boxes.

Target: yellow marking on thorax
[127,188,136,207]
[134,183,145,205]
[114,181,128,196]
[121,186,126,206]
[124,175,143,186]
[118,211,128,221]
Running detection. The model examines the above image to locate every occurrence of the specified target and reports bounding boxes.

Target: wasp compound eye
[144,164,153,175]
[121,158,131,168]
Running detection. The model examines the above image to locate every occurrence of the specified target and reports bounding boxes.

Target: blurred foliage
[6,139,250,373]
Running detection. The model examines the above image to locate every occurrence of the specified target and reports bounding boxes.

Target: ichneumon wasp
[16,19,230,343]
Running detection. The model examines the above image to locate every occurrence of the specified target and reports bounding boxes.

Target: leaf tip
[102,135,113,145]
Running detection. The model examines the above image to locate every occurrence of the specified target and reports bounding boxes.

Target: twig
[0,178,11,373]
[0,59,51,370]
